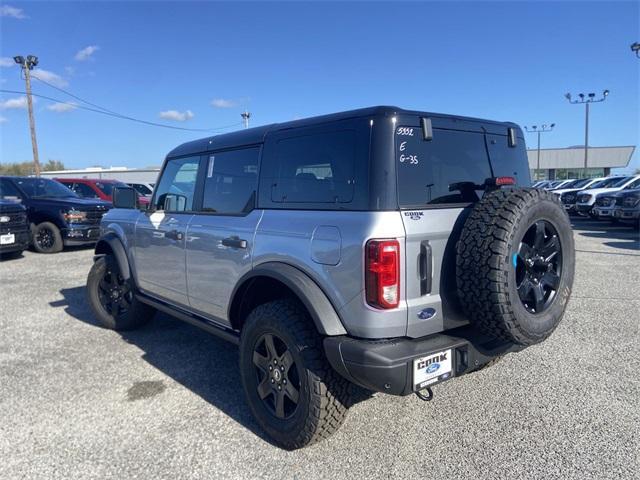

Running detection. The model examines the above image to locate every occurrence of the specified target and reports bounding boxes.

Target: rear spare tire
[456,188,574,346]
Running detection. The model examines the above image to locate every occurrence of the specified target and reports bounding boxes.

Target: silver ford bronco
[87,106,575,449]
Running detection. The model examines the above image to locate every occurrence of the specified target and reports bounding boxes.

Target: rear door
[185,146,262,324]
[134,156,201,307]
[395,117,530,337]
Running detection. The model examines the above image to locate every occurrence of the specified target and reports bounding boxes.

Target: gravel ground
[1,217,638,480]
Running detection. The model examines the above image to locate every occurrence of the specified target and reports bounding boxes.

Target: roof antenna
[241,110,251,129]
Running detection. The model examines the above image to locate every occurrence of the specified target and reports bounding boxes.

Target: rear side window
[72,183,100,198]
[201,147,259,214]
[396,128,492,207]
[270,130,355,204]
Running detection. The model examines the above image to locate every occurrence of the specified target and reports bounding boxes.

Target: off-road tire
[456,188,575,346]
[86,255,154,330]
[31,221,63,254]
[239,299,350,450]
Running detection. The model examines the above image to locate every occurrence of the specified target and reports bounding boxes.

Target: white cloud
[30,68,69,88]
[0,116,8,123]
[75,45,100,61]
[0,5,27,19]
[159,109,194,122]
[211,98,237,108]
[64,66,76,76]
[0,96,30,109]
[47,102,78,113]
[0,57,15,68]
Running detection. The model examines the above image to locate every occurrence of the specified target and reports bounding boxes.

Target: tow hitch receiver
[415,387,434,402]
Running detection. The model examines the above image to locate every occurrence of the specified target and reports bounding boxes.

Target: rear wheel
[86,255,154,330]
[32,221,63,254]
[239,299,350,449]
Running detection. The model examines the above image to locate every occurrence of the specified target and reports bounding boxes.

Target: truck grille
[615,197,626,206]
[83,207,109,225]
[0,210,28,232]
[596,196,615,207]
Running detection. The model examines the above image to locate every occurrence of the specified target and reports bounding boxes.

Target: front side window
[201,147,259,214]
[131,183,152,195]
[95,181,128,196]
[154,156,200,212]
[270,130,355,204]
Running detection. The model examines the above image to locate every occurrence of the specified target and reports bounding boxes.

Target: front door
[135,156,201,307]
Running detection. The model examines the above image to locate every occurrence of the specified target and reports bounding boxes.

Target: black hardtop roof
[167,105,521,158]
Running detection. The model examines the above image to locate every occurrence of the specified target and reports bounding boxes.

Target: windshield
[609,176,632,188]
[95,181,128,196]
[590,177,626,189]
[395,125,529,206]
[14,178,78,198]
[570,178,593,189]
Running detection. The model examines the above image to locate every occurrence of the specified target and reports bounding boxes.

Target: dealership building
[526,145,636,181]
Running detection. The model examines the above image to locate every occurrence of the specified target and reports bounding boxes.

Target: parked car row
[0,176,155,258]
[546,175,640,229]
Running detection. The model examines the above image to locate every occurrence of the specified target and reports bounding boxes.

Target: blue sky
[1,1,638,172]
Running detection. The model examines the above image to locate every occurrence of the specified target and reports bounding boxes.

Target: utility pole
[524,124,555,181]
[564,90,609,179]
[13,55,41,176]
[241,110,251,129]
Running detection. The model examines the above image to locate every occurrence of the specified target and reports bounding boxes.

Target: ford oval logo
[426,363,440,374]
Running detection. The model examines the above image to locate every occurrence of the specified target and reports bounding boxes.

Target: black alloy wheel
[97,262,133,317]
[36,226,55,250]
[515,220,563,314]
[252,332,300,420]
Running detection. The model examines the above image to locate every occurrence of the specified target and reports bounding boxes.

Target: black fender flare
[231,262,347,336]
[94,233,131,281]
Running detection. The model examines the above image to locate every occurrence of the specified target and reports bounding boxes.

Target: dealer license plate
[413,349,453,390]
[0,233,15,245]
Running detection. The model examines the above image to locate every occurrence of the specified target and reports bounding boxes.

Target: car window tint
[271,130,355,203]
[201,147,259,214]
[154,156,200,211]
[72,183,100,198]
[0,179,22,200]
[396,128,493,206]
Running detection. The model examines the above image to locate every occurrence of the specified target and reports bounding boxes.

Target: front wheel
[32,221,63,253]
[239,299,350,449]
[86,255,154,330]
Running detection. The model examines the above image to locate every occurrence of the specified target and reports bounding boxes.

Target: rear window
[396,128,492,207]
[395,126,530,207]
[270,130,355,204]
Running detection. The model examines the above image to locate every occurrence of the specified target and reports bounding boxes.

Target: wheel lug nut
[273,359,277,364]
[283,379,287,384]
[280,366,284,372]
[269,365,273,371]
[278,385,282,390]
[270,379,275,384]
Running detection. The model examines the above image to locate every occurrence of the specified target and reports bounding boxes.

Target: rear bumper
[324,326,524,396]
[62,225,101,245]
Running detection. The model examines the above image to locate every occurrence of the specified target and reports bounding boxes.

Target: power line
[1,88,243,133]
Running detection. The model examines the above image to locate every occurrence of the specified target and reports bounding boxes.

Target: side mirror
[112,186,137,209]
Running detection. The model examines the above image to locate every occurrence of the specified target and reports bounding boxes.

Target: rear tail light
[365,239,400,309]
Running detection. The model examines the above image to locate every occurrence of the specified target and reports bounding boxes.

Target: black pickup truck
[0,199,30,259]
[0,176,110,253]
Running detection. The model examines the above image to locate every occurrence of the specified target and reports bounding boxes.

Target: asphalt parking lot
[1,218,638,480]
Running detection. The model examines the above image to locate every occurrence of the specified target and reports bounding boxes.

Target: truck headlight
[63,209,87,223]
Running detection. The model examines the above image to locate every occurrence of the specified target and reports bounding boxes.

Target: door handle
[419,240,432,295]
[222,236,248,249]
[165,229,184,241]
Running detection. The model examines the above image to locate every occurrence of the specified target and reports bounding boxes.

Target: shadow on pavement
[51,285,373,446]
[570,217,639,250]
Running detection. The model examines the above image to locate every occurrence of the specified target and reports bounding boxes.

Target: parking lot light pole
[564,90,609,179]
[631,42,640,58]
[524,124,555,181]
[13,55,41,177]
